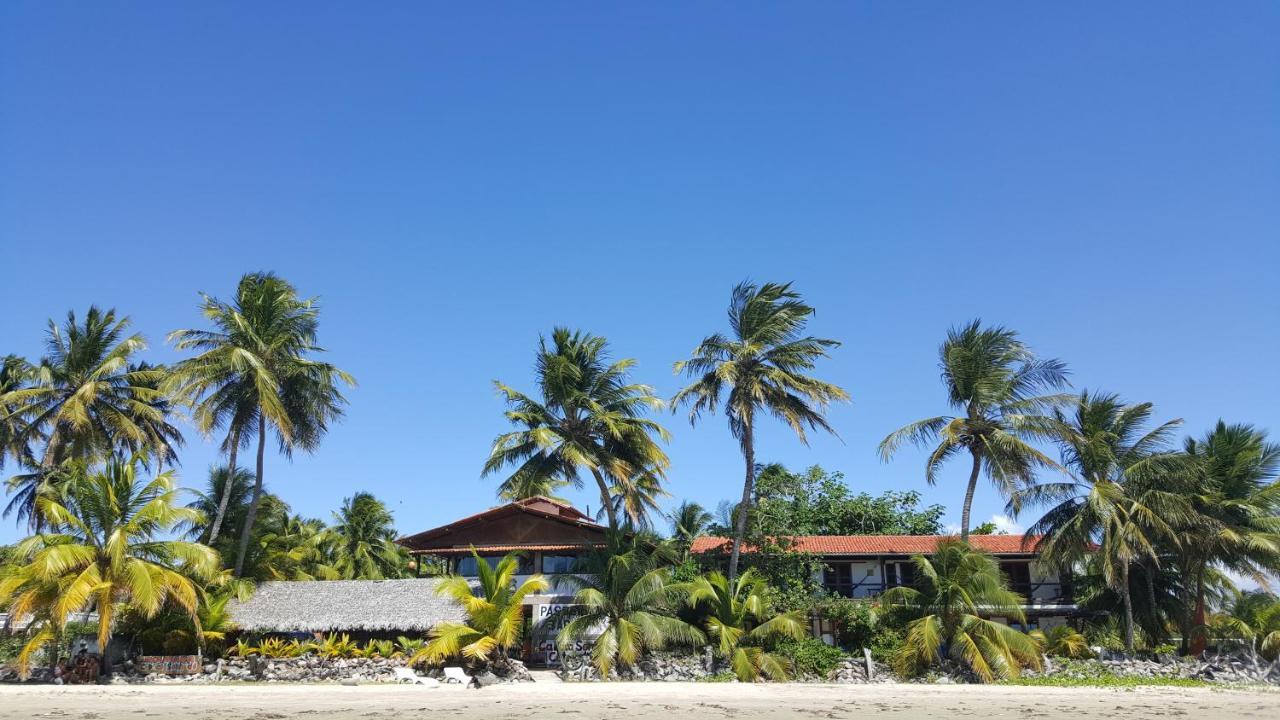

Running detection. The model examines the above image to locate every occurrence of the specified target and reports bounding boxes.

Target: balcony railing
[823,580,1074,606]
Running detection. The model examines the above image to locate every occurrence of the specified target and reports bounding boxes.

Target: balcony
[822,580,1074,608]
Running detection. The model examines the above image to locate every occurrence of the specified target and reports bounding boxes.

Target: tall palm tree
[168,273,353,576]
[2,308,183,528]
[882,540,1042,682]
[673,281,848,580]
[879,320,1070,543]
[555,536,705,677]
[485,329,670,531]
[411,550,549,667]
[183,464,256,544]
[330,491,408,580]
[0,457,219,676]
[1020,391,1189,652]
[685,568,807,681]
[1177,422,1280,654]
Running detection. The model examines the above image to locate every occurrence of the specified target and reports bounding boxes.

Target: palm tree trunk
[1122,561,1135,654]
[1143,559,1159,643]
[728,417,755,583]
[959,450,982,544]
[589,467,619,531]
[233,416,266,577]
[206,427,240,543]
[1190,571,1208,656]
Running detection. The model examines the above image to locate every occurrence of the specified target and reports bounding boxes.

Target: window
[456,554,533,576]
[1000,561,1032,595]
[823,563,854,597]
[541,554,578,573]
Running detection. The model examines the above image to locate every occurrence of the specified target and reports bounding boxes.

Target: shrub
[813,596,877,649]
[776,637,844,678]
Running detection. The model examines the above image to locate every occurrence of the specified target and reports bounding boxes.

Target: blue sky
[1,3,1277,544]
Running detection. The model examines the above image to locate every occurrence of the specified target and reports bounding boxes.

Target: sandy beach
[1,681,1275,720]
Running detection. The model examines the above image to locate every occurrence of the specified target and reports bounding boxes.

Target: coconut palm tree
[600,471,668,531]
[2,308,184,527]
[168,273,353,576]
[1029,625,1091,659]
[1019,392,1190,652]
[555,536,705,677]
[0,457,219,676]
[411,550,549,667]
[1176,422,1280,654]
[243,509,340,581]
[485,329,670,531]
[0,355,34,471]
[882,539,1042,682]
[879,320,1071,543]
[672,282,848,580]
[183,464,255,543]
[685,569,807,681]
[670,500,713,546]
[330,491,409,580]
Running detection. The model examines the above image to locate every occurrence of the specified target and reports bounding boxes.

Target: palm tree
[485,329,670,531]
[168,273,353,576]
[1029,625,1091,659]
[670,500,713,546]
[1177,422,1280,654]
[0,355,34,471]
[243,509,340,581]
[183,464,255,544]
[1020,391,1190,653]
[555,536,705,677]
[673,282,848,580]
[496,474,570,502]
[2,308,184,526]
[882,539,1042,682]
[331,491,408,580]
[411,550,549,667]
[601,471,668,531]
[685,569,806,681]
[879,320,1070,544]
[0,457,219,676]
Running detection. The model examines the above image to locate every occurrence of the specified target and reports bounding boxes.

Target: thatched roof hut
[228,578,466,634]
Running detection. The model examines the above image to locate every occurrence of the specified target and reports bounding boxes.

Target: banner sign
[137,655,201,675]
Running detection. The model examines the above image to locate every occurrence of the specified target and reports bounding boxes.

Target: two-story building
[690,534,1080,638]
[396,496,608,664]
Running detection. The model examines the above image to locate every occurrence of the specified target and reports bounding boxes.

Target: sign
[532,604,598,667]
[137,655,201,675]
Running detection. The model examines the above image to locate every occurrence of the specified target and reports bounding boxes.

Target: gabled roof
[396,496,605,552]
[689,534,1044,556]
[228,578,467,633]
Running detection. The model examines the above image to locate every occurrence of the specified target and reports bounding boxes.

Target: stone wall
[107,656,533,685]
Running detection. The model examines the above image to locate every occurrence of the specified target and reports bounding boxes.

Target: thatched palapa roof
[228,578,466,633]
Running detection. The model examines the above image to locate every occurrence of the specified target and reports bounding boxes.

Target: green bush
[868,626,903,664]
[776,637,845,678]
[813,596,877,649]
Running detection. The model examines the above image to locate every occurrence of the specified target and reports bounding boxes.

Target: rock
[472,670,500,688]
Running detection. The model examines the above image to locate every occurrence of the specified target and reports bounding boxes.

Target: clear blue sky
[2,3,1277,544]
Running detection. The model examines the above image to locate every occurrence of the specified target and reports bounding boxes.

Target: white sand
[1,681,1276,720]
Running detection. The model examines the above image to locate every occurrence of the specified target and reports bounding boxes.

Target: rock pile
[105,655,534,685]
[827,655,892,683]
[1024,653,1280,685]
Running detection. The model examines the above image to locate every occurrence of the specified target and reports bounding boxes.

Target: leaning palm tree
[330,491,409,580]
[555,536,705,677]
[673,281,848,580]
[686,569,807,681]
[1176,422,1280,654]
[1019,391,1190,652]
[168,273,353,576]
[411,550,549,667]
[882,540,1042,682]
[0,457,219,676]
[485,329,670,531]
[880,321,1071,543]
